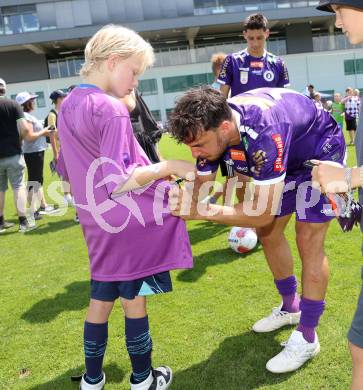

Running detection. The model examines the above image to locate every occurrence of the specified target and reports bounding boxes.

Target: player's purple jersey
[197,88,346,185]
[217,49,290,97]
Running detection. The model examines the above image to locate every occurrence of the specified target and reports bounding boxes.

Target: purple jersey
[197,88,346,185]
[218,49,289,97]
[57,86,193,281]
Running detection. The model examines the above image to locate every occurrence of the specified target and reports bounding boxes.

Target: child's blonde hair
[80,25,154,78]
[211,52,227,76]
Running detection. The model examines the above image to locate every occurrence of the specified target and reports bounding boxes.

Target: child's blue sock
[84,321,108,385]
[125,316,152,384]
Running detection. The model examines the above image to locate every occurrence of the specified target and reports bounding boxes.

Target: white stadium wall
[285,48,363,95]
[6,47,363,123]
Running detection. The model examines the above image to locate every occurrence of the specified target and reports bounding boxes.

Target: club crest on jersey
[240,70,249,85]
[252,150,267,176]
[263,70,275,82]
[271,134,284,172]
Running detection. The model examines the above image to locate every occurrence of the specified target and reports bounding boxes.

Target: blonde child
[57,25,195,390]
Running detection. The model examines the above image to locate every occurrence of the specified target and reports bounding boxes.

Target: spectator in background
[211,52,227,91]
[325,99,333,113]
[343,87,360,145]
[0,79,51,232]
[313,92,323,108]
[355,89,361,122]
[331,92,345,130]
[121,89,163,164]
[354,88,361,100]
[307,84,316,99]
[46,89,74,206]
[46,89,67,165]
[16,92,56,220]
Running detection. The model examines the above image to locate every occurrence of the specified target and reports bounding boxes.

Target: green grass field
[0,135,361,389]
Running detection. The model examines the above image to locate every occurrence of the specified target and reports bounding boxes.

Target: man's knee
[256,222,280,246]
[258,233,275,247]
[296,223,328,254]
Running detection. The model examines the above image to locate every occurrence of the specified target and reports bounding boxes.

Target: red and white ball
[228,227,258,253]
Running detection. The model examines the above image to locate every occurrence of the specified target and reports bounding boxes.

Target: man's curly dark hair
[167,86,232,144]
[244,13,268,31]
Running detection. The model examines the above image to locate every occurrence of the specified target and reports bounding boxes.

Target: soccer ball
[228,227,258,253]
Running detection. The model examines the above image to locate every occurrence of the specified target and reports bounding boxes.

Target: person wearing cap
[46,89,67,165]
[16,92,56,219]
[46,89,74,208]
[314,2,363,389]
[0,80,51,232]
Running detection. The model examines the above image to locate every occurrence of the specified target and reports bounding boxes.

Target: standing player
[218,13,290,99]
[314,1,363,389]
[217,13,289,205]
[58,25,195,390]
[168,86,345,373]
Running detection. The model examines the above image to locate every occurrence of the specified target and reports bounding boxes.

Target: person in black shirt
[121,89,163,163]
[0,78,51,232]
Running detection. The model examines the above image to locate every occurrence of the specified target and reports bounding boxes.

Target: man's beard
[208,132,229,161]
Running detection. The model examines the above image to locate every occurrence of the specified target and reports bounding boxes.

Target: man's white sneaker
[266,330,320,373]
[79,372,105,389]
[252,305,301,333]
[130,366,172,390]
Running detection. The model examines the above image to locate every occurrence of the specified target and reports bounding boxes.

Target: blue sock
[125,316,152,384]
[84,321,108,385]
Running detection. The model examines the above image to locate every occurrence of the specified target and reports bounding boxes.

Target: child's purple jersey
[57,86,193,281]
[197,88,346,186]
[217,49,289,97]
